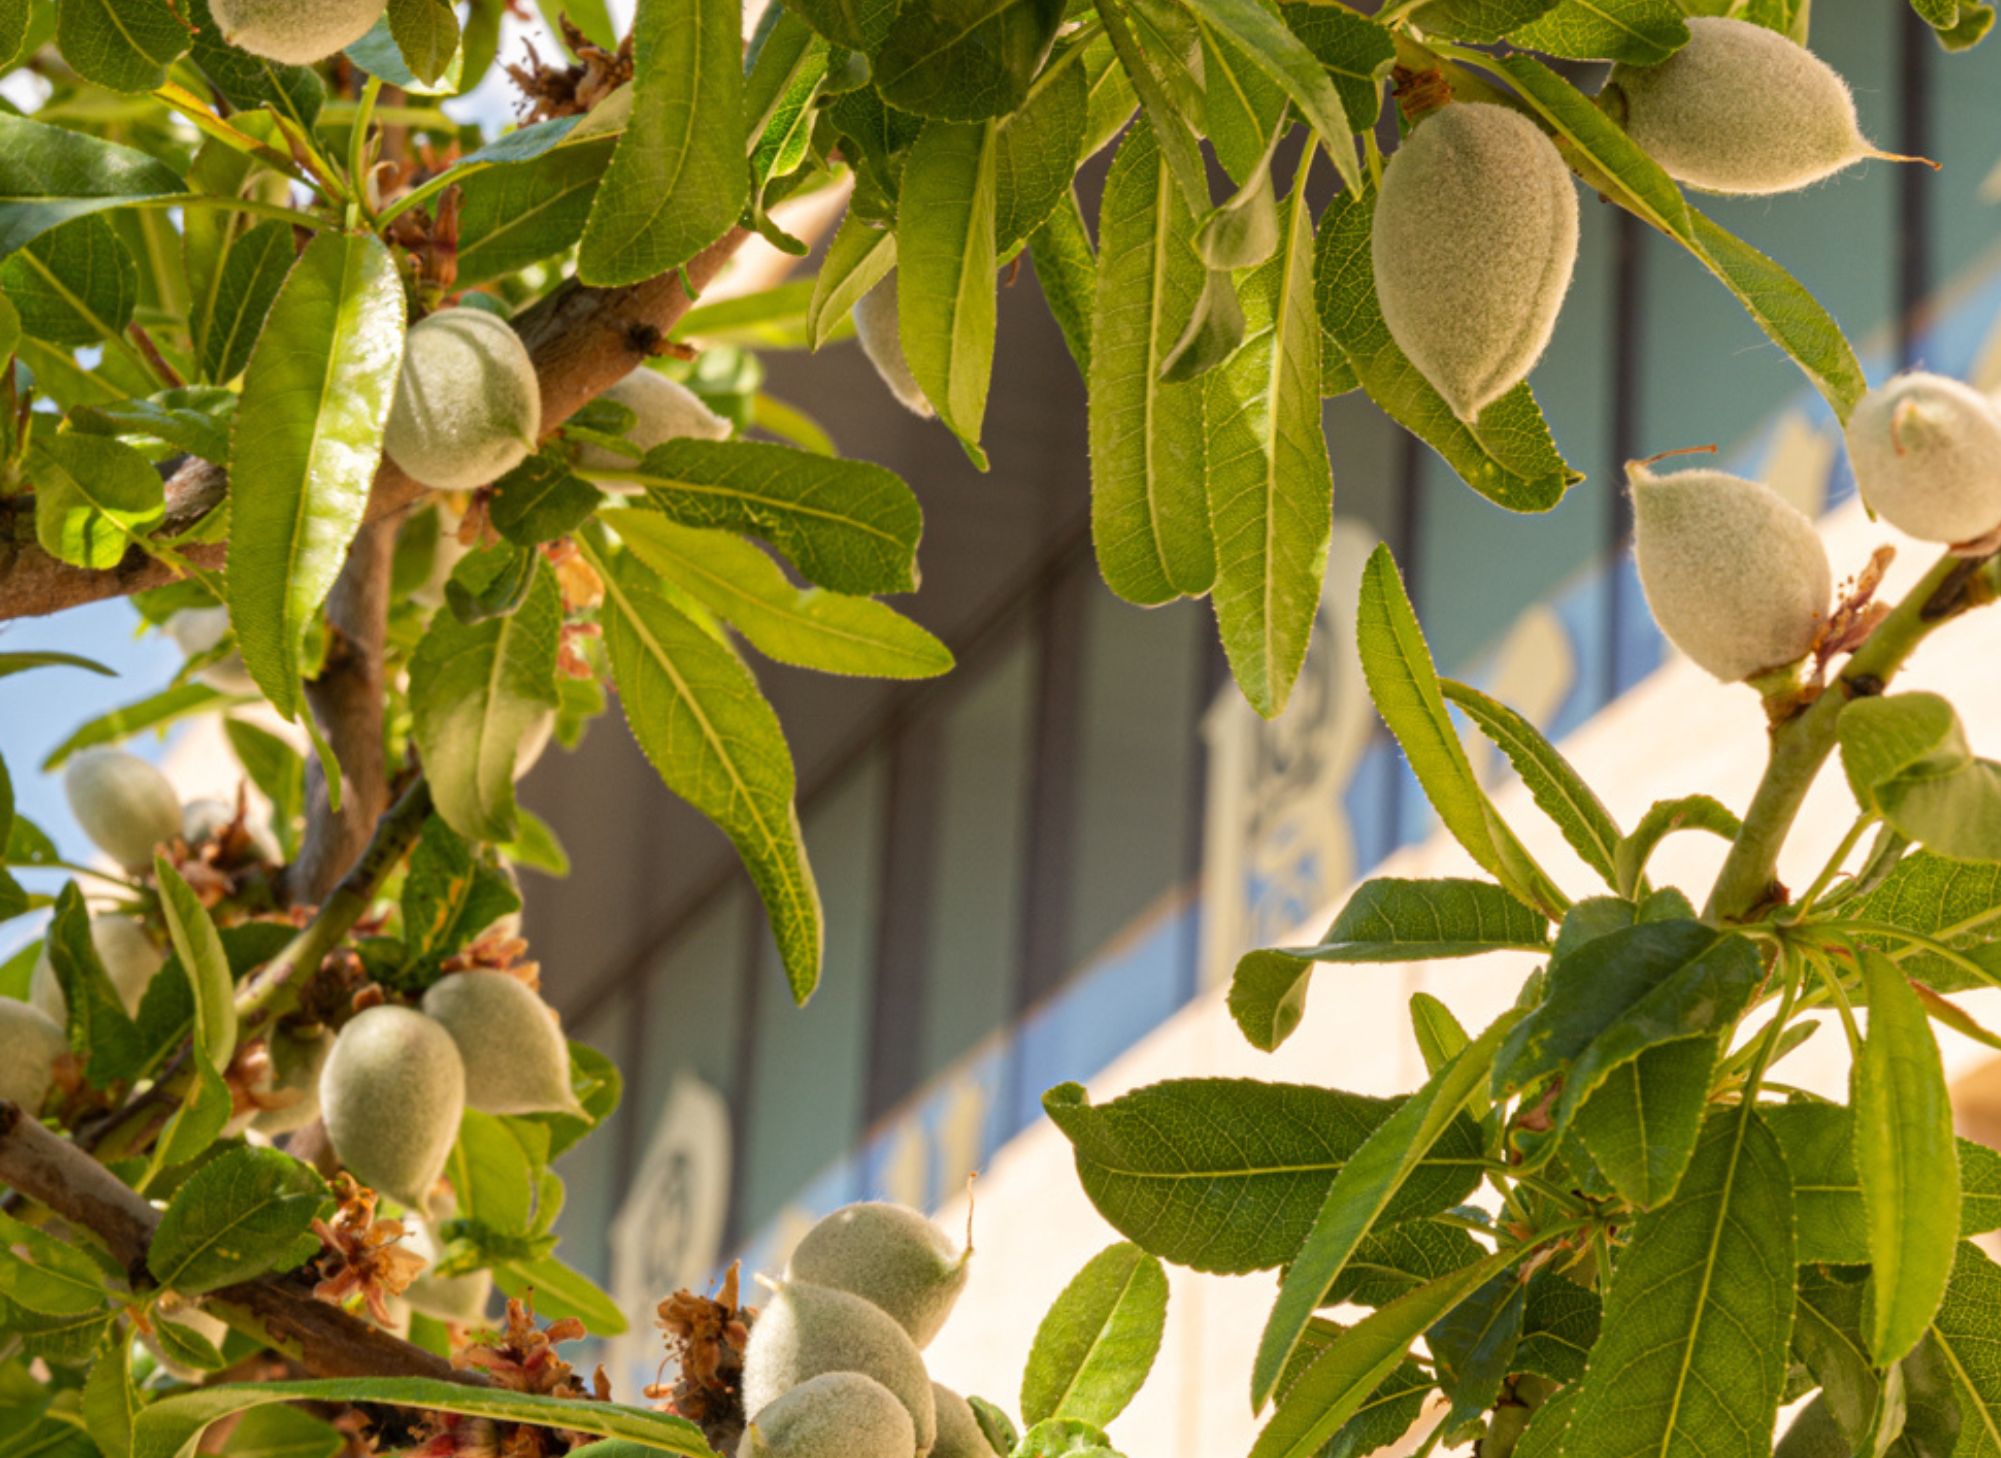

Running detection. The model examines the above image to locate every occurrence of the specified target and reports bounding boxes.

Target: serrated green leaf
[1289,877,1550,963]
[490,450,603,547]
[1021,1243,1167,1428]
[597,546,822,1003]
[576,0,744,287]
[1930,1242,2001,1457]
[1561,1107,1794,1458]
[1249,1249,1516,1458]
[46,882,146,1087]
[1793,1267,1961,1458]
[410,557,561,842]
[606,511,952,680]
[1508,0,1689,61]
[0,1211,118,1316]
[1090,122,1215,606]
[224,718,304,857]
[1357,546,1562,912]
[1316,1358,1431,1458]
[1427,1269,1526,1432]
[29,430,164,571]
[1044,1078,1483,1274]
[154,1057,234,1171]
[1412,0,1559,39]
[996,46,1088,254]
[1854,949,1960,1365]
[1515,1268,1600,1383]
[1443,678,1623,887]
[1762,1102,2001,1264]
[1314,189,1577,512]
[1850,853,2001,992]
[210,1405,343,1458]
[781,0,897,48]
[184,0,323,130]
[147,1146,327,1294]
[1572,1034,1718,1208]
[1178,0,1359,189]
[1613,793,1741,899]
[1030,187,1096,378]
[1877,759,2001,864]
[1198,15,1286,187]
[154,859,236,1076]
[874,0,1065,121]
[899,118,999,462]
[1227,950,1313,1052]
[0,115,185,259]
[54,0,188,92]
[3,214,136,348]
[1495,920,1760,1103]
[0,0,29,69]
[457,138,616,289]
[343,13,463,94]
[132,1379,713,1458]
[608,438,922,596]
[227,230,405,720]
[449,1109,547,1236]
[400,815,520,965]
[1013,1417,1118,1458]
[1252,1009,1520,1408]
[1841,693,1967,809]
[81,1329,140,1458]
[74,387,238,466]
[387,0,460,84]
[1206,168,1330,717]
[1321,1219,1485,1309]
[5,1298,117,1361]
[808,211,895,351]
[1277,5,1395,131]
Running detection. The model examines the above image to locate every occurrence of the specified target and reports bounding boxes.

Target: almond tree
[1,2,1998,1457]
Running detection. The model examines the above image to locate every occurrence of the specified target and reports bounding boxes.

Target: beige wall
[920,494,2001,1458]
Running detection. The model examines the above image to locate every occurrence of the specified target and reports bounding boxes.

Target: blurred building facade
[522,4,2001,1408]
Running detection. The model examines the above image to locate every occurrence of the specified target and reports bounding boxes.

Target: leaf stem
[1704,550,1993,922]
[1788,812,1876,917]
[1735,946,1803,1104]
[1813,919,2001,991]
[135,193,329,232]
[346,76,384,230]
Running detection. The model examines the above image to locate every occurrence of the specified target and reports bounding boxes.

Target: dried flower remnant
[649,1263,758,1456]
[505,19,635,122]
[313,1175,426,1325]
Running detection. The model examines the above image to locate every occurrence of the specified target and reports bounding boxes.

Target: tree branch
[1704,548,2001,922]
[293,519,399,904]
[0,228,751,625]
[0,1099,477,1385]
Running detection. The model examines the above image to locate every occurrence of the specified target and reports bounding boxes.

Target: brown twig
[0,228,751,624]
[293,519,399,904]
[0,1099,477,1383]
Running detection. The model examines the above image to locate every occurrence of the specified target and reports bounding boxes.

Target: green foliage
[1044,1078,1482,1274]
[132,1379,714,1458]
[1019,1244,1167,1429]
[225,231,405,720]
[147,1146,329,1294]
[4,3,1999,1452]
[1047,530,2001,1457]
